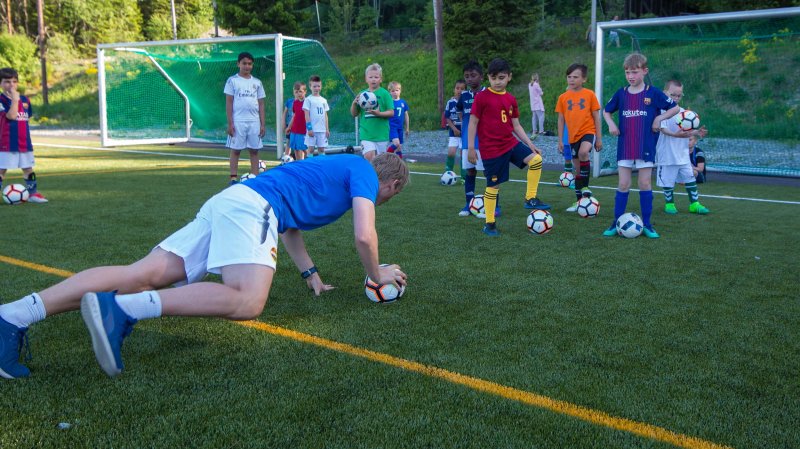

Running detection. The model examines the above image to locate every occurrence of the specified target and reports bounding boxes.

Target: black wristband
[301,266,318,279]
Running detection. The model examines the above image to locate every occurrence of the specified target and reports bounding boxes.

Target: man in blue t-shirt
[0,153,410,379]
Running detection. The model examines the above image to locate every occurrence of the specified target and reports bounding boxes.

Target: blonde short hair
[372,153,409,189]
[623,53,648,70]
[387,81,401,90]
[365,63,383,77]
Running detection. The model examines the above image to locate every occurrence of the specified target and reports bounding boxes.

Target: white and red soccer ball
[675,110,700,131]
[364,264,405,303]
[526,209,553,235]
[577,196,600,218]
[558,172,575,188]
[2,183,29,205]
[468,194,485,217]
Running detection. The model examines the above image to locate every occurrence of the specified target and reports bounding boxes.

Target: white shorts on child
[226,121,263,150]
[304,133,328,149]
[361,140,389,156]
[617,159,654,169]
[157,184,279,285]
[657,164,695,188]
[448,137,461,148]
[0,152,35,170]
[462,148,485,170]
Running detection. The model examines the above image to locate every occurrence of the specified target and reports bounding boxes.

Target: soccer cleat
[602,225,618,237]
[523,197,551,210]
[664,203,678,214]
[27,192,48,203]
[689,202,710,214]
[458,206,471,217]
[0,316,31,379]
[81,292,138,377]
[482,222,499,236]
[566,202,578,212]
[580,187,593,198]
[642,226,660,239]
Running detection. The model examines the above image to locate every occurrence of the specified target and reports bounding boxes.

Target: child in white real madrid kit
[655,80,709,215]
[224,52,266,184]
[303,75,330,156]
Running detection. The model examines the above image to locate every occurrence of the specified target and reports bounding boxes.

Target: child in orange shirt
[555,63,602,212]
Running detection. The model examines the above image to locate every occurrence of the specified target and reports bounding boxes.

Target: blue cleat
[602,224,618,237]
[642,226,661,239]
[495,206,502,217]
[458,206,471,217]
[81,292,137,377]
[482,222,500,236]
[0,316,31,379]
[523,197,551,210]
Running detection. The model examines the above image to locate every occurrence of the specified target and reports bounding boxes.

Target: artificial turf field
[1,137,799,449]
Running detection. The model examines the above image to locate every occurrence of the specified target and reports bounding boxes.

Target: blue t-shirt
[244,155,379,233]
[444,97,460,137]
[457,87,484,149]
[284,98,294,126]
[389,99,409,131]
[604,85,674,162]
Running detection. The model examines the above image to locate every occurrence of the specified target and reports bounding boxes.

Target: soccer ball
[616,212,644,238]
[440,170,458,186]
[258,160,268,172]
[468,194,485,217]
[576,196,600,218]
[558,172,575,188]
[240,173,257,182]
[526,209,553,235]
[280,154,294,165]
[364,264,405,303]
[357,90,378,111]
[2,183,29,205]
[675,110,700,131]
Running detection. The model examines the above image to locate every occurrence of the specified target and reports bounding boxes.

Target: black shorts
[569,134,596,159]
[482,142,533,188]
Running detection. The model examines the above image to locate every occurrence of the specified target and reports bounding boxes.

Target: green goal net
[97,35,356,153]
[595,8,800,178]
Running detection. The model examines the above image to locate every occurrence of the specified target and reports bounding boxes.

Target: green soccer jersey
[358,87,393,142]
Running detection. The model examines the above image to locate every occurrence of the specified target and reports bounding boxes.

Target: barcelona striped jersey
[0,94,33,153]
[604,85,674,162]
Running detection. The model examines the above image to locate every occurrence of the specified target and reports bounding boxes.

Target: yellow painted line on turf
[0,255,75,278]
[0,254,731,449]
[237,320,732,449]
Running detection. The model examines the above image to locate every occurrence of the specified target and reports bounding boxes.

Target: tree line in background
[0,0,797,86]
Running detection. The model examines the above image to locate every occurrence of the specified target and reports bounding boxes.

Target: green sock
[685,182,699,203]
[445,155,455,172]
[564,161,574,172]
[663,187,674,204]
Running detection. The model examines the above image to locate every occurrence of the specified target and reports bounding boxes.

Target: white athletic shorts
[447,137,461,148]
[617,159,654,169]
[158,184,279,285]
[657,164,695,188]
[304,133,328,149]
[226,121,263,150]
[361,140,389,156]
[462,148,485,170]
[0,152,35,170]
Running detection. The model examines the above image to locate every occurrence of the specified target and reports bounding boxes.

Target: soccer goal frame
[97,34,356,157]
[592,7,800,178]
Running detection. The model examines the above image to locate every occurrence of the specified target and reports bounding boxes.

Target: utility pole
[5,0,12,34]
[170,0,178,40]
[433,0,444,117]
[212,0,219,37]
[37,0,48,105]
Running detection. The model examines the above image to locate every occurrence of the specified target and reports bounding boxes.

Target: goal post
[97,34,357,156]
[594,7,800,178]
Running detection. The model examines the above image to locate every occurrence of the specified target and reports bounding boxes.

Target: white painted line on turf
[33,143,800,206]
[34,142,230,160]
[410,170,800,205]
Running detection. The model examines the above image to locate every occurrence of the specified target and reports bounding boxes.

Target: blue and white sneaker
[523,197,551,210]
[81,292,137,377]
[458,206,471,217]
[0,316,31,379]
[482,222,499,236]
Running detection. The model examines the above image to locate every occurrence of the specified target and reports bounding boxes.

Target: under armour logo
[567,99,586,111]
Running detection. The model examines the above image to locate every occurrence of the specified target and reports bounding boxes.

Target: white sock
[0,293,47,328]
[115,291,163,321]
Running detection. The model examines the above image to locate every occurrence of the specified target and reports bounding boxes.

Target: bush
[0,33,38,85]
